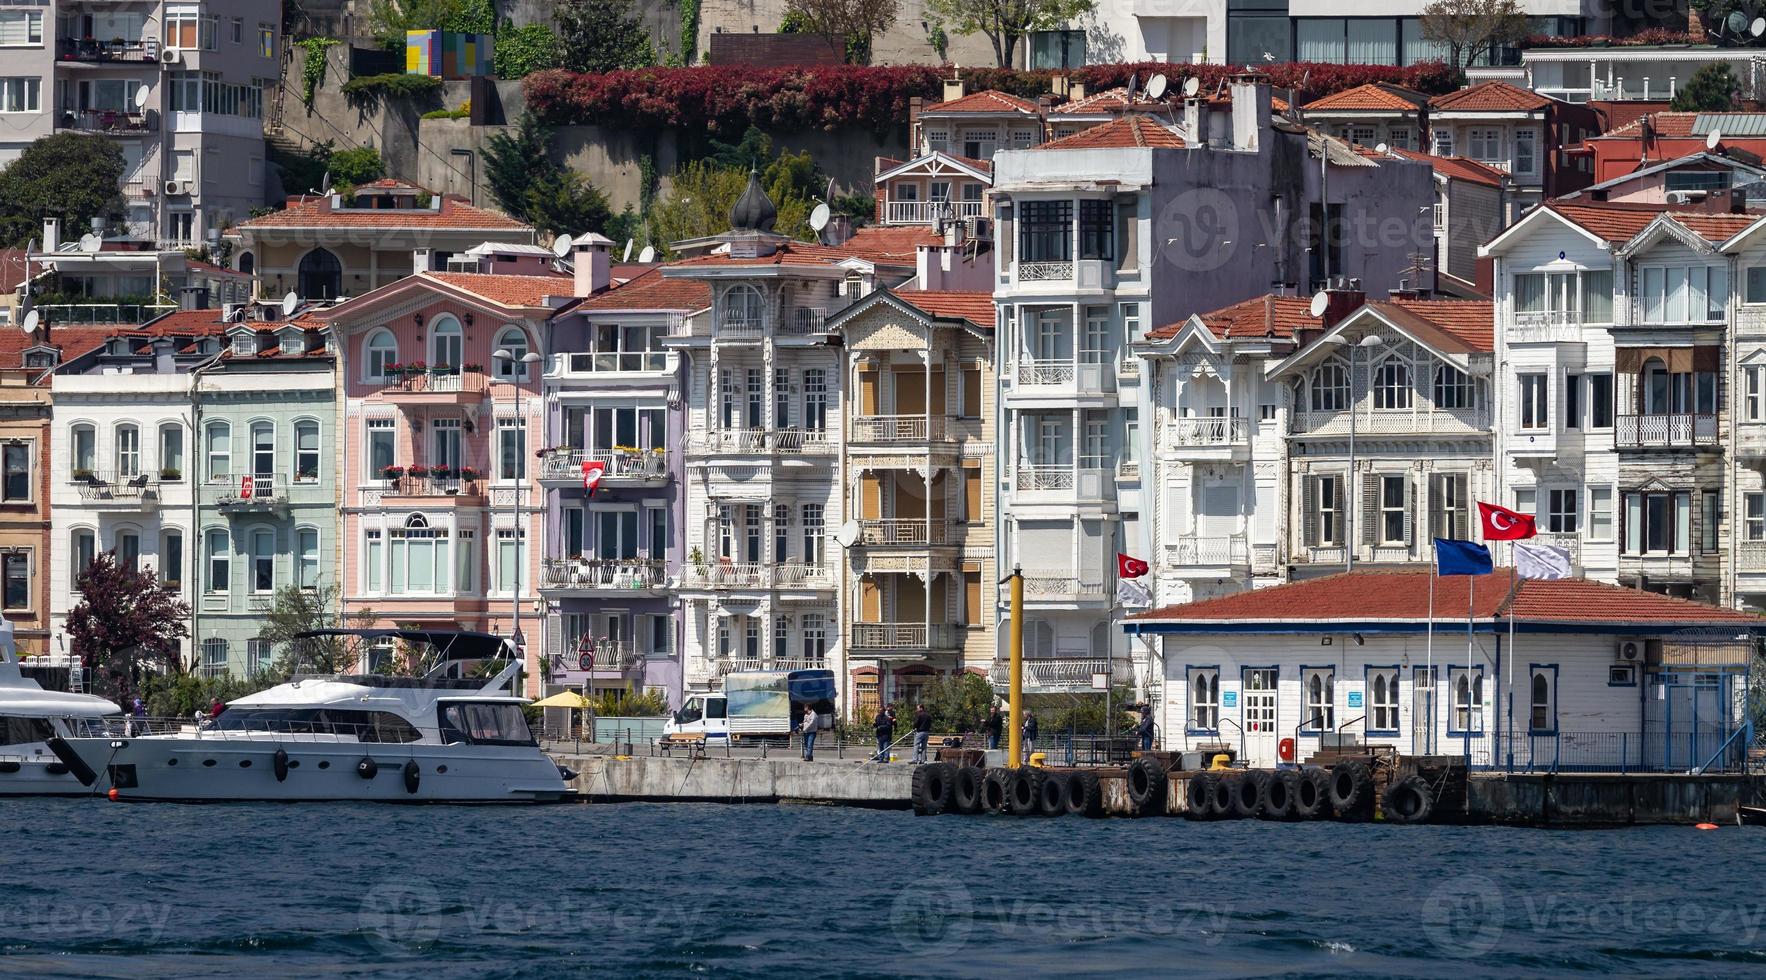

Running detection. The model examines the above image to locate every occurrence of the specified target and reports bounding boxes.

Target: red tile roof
[1303,82,1430,112]
[895,290,994,326]
[1382,298,1495,353]
[425,272,570,309]
[574,266,710,312]
[1676,212,1757,241]
[1039,115,1184,150]
[1429,81,1554,113]
[238,185,530,232]
[1542,201,1752,245]
[1149,294,1318,341]
[670,228,933,270]
[922,90,1040,115]
[1053,86,1163,114]
[1128,568,1759,627]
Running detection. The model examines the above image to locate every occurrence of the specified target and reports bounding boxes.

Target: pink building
[319,270,565,692]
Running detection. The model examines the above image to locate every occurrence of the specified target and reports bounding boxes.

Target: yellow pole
[1008,565,1023,769]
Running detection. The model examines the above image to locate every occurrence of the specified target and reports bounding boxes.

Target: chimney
[1183,98,1202,145]
[41,218,59,253]
[1230,75,1270,152]
[180,286,211,311]
[573,233,612,297]
[942,73,965,103]
[1321,283,1365,328]
[152,338,176,374]
[412,247,433,273]
[1071,80,1087,102]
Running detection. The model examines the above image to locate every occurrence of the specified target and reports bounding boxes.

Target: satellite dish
[1753,16,1765,37]
[25,237,37,255]
[809,203,831,232]
[1182,76,1200,99]
[1727,10,1749,34]
[280,291,299,317]
[1146,73,1168,101]
[133,85,149,110]
[637,245,656,264]
[319,170,331,193]
[551,233,574,258]
[834,521,861,549]
[622,238,634,262]
[1375,142,1389,154]
[1125,74,1138,101]
[77,233,101,254]
[1309,291,1330,319]
[20,310,38,335]
[1708,129,1723,151]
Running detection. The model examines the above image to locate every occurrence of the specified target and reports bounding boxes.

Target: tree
[1672,63,1742,112]
[493,22,563,78]
[0,134,125,248]
[484,112,549,220]
[328,145,385,187]
[484,113,617,238]
[1417,0,1530,70]
[779,0,900,64]
[917,673,997,732]
[256,583,376,677]
[65,553,191,702]
[365,0,494,49]
[556,0,655,73]
[921,0,1095,68]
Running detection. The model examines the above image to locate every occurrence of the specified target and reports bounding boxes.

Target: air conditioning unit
[1615,640,1643,663]
[163,179,188,196]
[1664,190,1707,205]
[160,47,181,65]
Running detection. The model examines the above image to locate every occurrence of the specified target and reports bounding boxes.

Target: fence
[1462,727,1750,773]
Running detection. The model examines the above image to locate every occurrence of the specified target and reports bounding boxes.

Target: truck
[663,669,837,742]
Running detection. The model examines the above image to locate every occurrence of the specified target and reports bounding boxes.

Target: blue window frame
[1299,664,1335,734]
[1528,663,1559,736]
[1447,664,1486,736]
[1186,665,1221,736]
[1363,664,1401,735]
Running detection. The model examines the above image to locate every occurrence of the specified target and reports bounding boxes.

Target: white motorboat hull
[57,735,571,803]
[0,744,87,796]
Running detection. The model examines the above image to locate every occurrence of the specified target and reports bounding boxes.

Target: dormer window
[280,333,302,354]
[232,334,255,356]
[23,351,53,370]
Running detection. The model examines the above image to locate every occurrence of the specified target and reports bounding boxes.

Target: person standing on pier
[1022,712,1038,760]
[912,704,932,764]
[984,705,1003,750]
[1136,705,1155,752]
[799,705,818,762]
[873,704,895,763]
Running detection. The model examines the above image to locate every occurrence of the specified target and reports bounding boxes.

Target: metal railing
[36,303,176,326]
[859,518,956,546]
[1464,727,1748,773]
[548,642,644,672]
[849,622,960,649]
[383,474,482,497]
[1019,571,1109,601]
[1168,416,1248,447]
[1737,540,1766,572]
[1014,464,1073,491]
[680,561,834,589]
[539,449,668,482]
[69,469,157,501]
[1509,310,1591,343]
[987,658,1120,688]
[690,429,835,454]
[1018,362,1076,386]
[1163,535,1249,567]
[1291,406,1490,436]
[210,472,307,504]
[57,37,160,62]
[1615,413,1717,447]
[1018,261,1074,281]
[379,370,487,395]
[539,558,666,590]
[884,199,984,223]
[61,108,158,135]
[850,415,947,442]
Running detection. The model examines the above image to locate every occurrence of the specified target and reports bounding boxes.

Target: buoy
[1696,822,1720,830]
[107,788,119,801]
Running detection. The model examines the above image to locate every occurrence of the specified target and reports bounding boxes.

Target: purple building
[538,237,709,708]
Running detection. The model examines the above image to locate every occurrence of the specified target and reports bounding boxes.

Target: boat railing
[72,715,443,743]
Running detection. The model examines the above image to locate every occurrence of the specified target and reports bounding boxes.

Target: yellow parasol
[531,691,593,710]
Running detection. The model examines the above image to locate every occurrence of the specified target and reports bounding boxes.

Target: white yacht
[51,629,572,803]
[0,619,122,796]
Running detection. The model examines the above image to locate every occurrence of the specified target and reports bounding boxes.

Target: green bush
[328,144,386,185]
[584,688,669,716]
[494,23,563,78]
[421,106,470,119]
[340,72,444,106]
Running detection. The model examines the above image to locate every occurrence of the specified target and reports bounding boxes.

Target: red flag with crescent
[1117,553,1150,579]
[581,459,606,496]
[1477,501,1537,541]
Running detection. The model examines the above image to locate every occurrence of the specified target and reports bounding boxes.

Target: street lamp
[1321,333,1385,572]
[495,346,543,692]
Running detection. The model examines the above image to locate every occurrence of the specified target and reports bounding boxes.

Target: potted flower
[406,464,430,480]
[381,464,405,481]
[431,464,455,479]
[160,466,181,481]
[384,362,403,379]
[72,466,94,481]
[430,362,452,375]
[459,465,481,482]
[404,360,428,376]
[463,362,483,373]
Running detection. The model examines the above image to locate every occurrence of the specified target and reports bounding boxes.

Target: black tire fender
[1185,772,1217,820]
[912,763,956,816]
[1067,770,1104,817]
[1126,757,1168,816]
[1007,768,1044,816]
[1383,774,1436,824]
[952,765,985,814]
[1260,770,1297,820]
[403,759,421,795]
[273,748,290,783]
[981,767,1011,814]
[1329,761,1371,816]
[1036,772,1068,816]
[356,756,378,780]
[1293,767,1331,820]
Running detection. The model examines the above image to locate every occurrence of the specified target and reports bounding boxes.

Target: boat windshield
[210,708,424,743]
[437,702,535,747]
[0,716,54,746]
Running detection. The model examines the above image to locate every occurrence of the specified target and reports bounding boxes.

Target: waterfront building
[911,82,1044,162]
[231,179,533,303]
[190,314,336,676]
[1299,83,1432,154]
[1425,82,1600,221]
[1126,568,1758,771]
[0,0,280,241]
[537,238,705,707]
[990,77,1434,700]
[1580,120,1766,190]
[0,327,74,661]
[320,265,557,689]
[825,287,996,717]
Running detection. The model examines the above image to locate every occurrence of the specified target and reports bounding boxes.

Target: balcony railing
[550,641,644,673]
[1020,570,1109,602]
[379,370,488,395]
[1168,416,1248,447]
[859,519,956,546]
[884,199,984,223]
[57,38,160,62]
[210,472,307,506]
[1162,535,1249,567]
[36,303,175,326]
[1534,533,1582,568]
[1615,413,1717,448]
[699,308,831,340]
[850,415,948,442]
[1018,261,1074,281]
[1015,464,1073,491]
[1290,406,1489,437]
[716,655,829,674]
[989,658,1128,689]
[681,561,833,590]
[849,622,960,650]
[539,449,669,483]
[540,558,665,591]
[690,429,835,454]
[382,474,482,497]
[557,351,670,374]
[1509,309,1590,343]
[69,469,156,502]
[60,109,157,135]
[1019,362,1076,386]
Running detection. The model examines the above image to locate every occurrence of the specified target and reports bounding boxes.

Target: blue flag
[1434,538,1492,576]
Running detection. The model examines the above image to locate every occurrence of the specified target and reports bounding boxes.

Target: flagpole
[1426,539,1436,756]
[1465,570,1474,766]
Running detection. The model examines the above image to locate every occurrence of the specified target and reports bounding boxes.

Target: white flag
[1513,541,1571,580]
[1117,577,1152,608]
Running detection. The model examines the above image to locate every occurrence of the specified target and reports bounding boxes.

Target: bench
[659,733,708,757]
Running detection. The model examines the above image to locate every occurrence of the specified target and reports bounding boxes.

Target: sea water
[4,798,1766,977]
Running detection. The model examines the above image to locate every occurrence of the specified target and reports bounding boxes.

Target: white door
[1412,666,1436,755]
[1241,667,1278,765]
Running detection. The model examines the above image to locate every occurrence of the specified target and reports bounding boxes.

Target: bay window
[1623,489,1690,554]
[1019,201,1072,263]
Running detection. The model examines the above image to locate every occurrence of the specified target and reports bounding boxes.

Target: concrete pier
[555,753,914,807]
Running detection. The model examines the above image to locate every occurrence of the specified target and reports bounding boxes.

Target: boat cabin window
[210,708,423,743]
[0,716,55,746]
[437,702,535,747]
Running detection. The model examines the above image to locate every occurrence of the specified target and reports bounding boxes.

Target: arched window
[251,527,276,593]
[205,421,231,481]
[297,248,342,300]
[1434,365,1472,409]
[237,251,255,276]
[721,284,765,332]
[1531,673,1551,731]
[1373,356,1412,409]
[1309,360,1349,412]
[493,326,531,381]
[114,424,140,478]
[116,527,141,571]
[427,315,461,373]
[70,423,96,476]
[364,329,398,381]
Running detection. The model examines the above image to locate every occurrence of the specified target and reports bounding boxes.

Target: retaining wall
[555,753,914,806]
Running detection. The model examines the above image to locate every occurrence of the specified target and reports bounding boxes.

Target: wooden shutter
[858,368,878,416]
[1453,475,1468,538]
[860,473,881,521]
[929,368,947,416]
[860,578,881,621]
[546,613,563,661]
[962,367,981,419]
[964,570,981,626]
[1302,477,1317,547]
[1361,474,1380,547]
[1404,477,1416,546]
[964,462,982,523]
[929,472,947,522]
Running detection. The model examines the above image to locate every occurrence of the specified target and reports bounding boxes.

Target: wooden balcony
[1615,413,1717,448]
[848,622,961,653]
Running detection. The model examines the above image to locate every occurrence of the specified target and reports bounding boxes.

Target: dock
[553,752,914,807]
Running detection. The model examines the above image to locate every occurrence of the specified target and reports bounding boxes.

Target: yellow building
[827,289,996,719]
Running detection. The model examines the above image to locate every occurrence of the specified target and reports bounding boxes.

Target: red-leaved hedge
[523,61,1465,135]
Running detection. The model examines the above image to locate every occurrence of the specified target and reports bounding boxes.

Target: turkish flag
[581,459,606,496]
[1477,501,1537,541]
[1117,553,1149,579]
[239,474,254,499]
